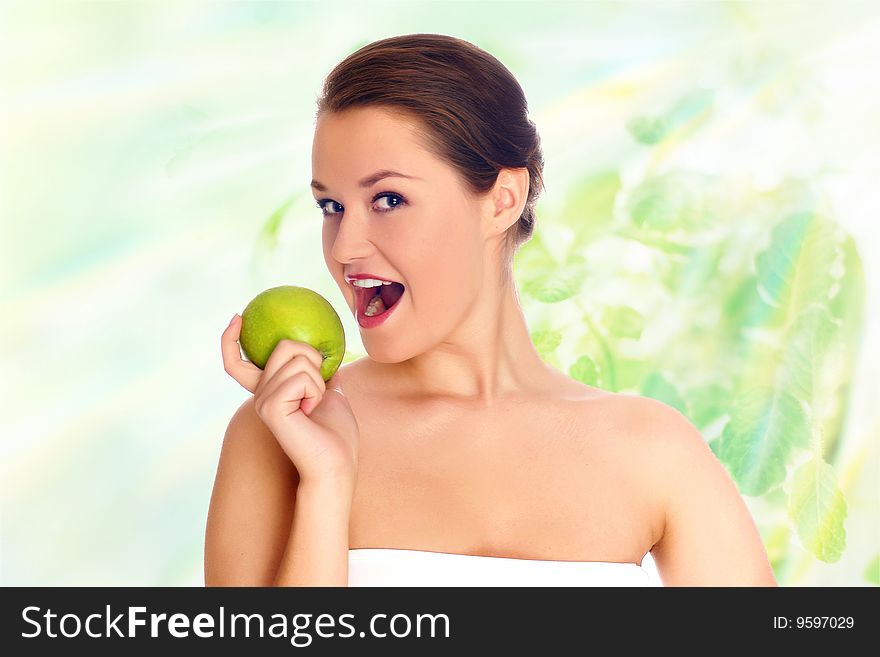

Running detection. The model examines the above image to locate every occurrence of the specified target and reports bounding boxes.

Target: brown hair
[315,33,545,288]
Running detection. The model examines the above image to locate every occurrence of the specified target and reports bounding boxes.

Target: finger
[258,353,326,407]
[258,339,326,394]
[266,339,325,374]
[262,371,322,420]
[221,314,262,392]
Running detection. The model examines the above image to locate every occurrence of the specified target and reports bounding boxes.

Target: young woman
[206,34,777,587]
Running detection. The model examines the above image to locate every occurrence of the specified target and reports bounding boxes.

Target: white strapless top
[348,548,653,587]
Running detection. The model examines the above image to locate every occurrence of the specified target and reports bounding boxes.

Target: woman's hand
[220,314,359,487]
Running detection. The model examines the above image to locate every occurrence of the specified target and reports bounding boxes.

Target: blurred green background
[1,0,877,586]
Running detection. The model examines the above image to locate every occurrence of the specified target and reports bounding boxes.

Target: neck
[391,274,554,407]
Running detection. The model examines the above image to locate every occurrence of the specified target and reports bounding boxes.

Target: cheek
[434,210,483,272]
[321,222,335,259]
[322,225,348,295]
[411,203,482,265]
[408,214,483,310]
[322,223,343,276]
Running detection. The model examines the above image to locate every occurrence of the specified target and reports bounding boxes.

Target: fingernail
[229,314,238,325]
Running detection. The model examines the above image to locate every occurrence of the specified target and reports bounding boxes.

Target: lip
[343,271,406,329]
[345,272,400,283]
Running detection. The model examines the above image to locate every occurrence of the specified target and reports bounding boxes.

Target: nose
[328,207,374,264]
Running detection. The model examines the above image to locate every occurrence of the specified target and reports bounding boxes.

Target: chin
[362,332,421,364]
[362,345,407,365]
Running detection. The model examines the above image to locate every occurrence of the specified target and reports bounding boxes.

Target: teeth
[352,278,394,288]
[364,294,387,316]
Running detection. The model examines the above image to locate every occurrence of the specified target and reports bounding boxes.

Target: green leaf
[639,372,688,415]
[600,305,644,339]
[864,554,880,586]
[686,382,731,429]
[724,273,787,330]
[561,171,621,247]
[514,231,557,273]
[626,115,671,145]
[629,180,682,232]
[764,523,793,571]
[626,87,714,144]
[727,336,785,395]
[568,354,601,387]
[514,233,576,306]
[828,233,867,343]
[612,357,652,392]
[754,212,839,324]
[522,270,581,303]
[764,484,788,505]
[776,305,839,408]
[626,172,716,234]
[531,328,563,359]
[716,387,811,496]
[788,457,848,563]
[257,195,297,250]
[659,242,723,297]
[707,436,721,458]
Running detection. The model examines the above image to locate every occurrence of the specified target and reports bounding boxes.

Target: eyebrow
[310,169,421,192]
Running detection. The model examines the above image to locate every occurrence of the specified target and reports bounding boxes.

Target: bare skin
[206,105,777,586]
[209,355,777,584]
[340,357,658,566]
[342,356,779,589]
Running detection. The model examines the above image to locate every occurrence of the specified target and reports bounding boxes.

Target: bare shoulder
[598,391,722,518]
[326,357,369,393]
[225,395,295,470]
[204,396,300,586]
[570,391,677,541]
[564,386,689,452]
[606,392,777,585]
[610,392,704,454]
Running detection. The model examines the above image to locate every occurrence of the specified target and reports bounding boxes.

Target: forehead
[312,107,429,177]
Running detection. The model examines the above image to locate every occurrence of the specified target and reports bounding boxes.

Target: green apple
[239,285,345,381]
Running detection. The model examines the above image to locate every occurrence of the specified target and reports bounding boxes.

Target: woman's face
[312,106,488,362]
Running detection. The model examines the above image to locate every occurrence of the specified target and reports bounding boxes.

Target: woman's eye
[374,192,405,211]
[315,192,406,217]
[316,199,343,216]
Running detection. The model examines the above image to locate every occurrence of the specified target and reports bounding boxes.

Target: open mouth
[354,281,405,319]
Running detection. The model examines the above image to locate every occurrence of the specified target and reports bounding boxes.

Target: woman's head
[312,34,544,361]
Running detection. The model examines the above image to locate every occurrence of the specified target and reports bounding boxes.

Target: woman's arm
[204,397,353,586]
[273,475,354,586]
[638,398,778,587]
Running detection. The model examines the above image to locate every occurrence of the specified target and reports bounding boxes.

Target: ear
[481,167,529,239]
